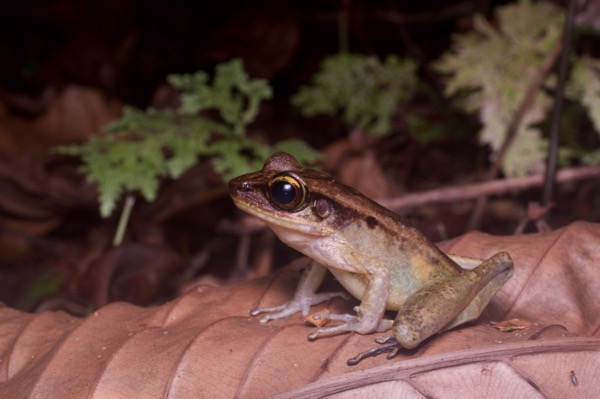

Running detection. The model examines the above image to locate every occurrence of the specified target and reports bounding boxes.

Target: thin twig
[113,195,135,246]
[543,0,577,206]
[467,39,564,230]
[379,164,600,212]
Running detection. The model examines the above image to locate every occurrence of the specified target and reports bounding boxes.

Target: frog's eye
[268,173,307,211]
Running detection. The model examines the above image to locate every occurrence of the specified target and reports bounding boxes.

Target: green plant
[56,59,319,217]
[569,56,600,133]
[292,53,418,136]
[435,0,600,177]
[565,56,600,165]
[434,0,565,177]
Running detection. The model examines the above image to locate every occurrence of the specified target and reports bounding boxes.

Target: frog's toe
[347,336,402,366]
[307,319,359,340]
[309,314,393,340]
[251,301,307,322]
[250,303,287,317]
[257,307,298,323]
[251,290,349,322]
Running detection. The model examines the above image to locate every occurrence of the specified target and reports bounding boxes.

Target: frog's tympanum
[229,152,513,363]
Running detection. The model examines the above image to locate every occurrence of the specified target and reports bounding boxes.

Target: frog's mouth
[231,197,333,237]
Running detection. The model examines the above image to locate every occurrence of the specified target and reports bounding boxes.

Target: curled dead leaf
[491,318,531,332]
[0,85,121,152]
[305,308,331,328]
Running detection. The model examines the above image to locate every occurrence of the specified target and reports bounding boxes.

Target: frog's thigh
[445,252,513,330]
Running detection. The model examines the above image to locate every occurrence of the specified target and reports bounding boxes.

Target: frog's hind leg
[444,251,514,331]
[390,252,511,349]
[347,252,513,365]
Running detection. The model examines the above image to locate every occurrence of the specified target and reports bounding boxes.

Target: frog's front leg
[250,260,349,323]
[308,266,393,340]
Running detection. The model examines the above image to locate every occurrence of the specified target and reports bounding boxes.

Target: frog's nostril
[241,182,251,191]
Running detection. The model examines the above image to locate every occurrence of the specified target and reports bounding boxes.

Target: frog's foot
[307,313,393,340]
[250,291,350,323]
[346,336,402,366]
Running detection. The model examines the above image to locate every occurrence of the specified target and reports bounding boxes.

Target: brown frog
[229,152,513,362]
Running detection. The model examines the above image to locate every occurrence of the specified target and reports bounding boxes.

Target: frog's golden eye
[268,173,307,211]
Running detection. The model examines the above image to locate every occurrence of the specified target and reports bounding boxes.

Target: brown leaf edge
[270,336,600,398]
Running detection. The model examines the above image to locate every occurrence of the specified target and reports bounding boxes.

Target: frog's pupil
[271,181,296,205]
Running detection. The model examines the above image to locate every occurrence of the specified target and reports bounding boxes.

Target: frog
[229,152,514,362]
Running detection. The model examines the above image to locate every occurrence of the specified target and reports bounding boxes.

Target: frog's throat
[232,198,334,237]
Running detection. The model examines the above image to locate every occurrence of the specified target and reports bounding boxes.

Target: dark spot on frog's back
[365,216,378,229]
[426,252,441,267]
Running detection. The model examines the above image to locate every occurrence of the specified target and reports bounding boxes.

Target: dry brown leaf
[89,242,185,308]
[0,149,98,237]
[1,221,600,398]
[322,137,394,200]
[0,85,121,152]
